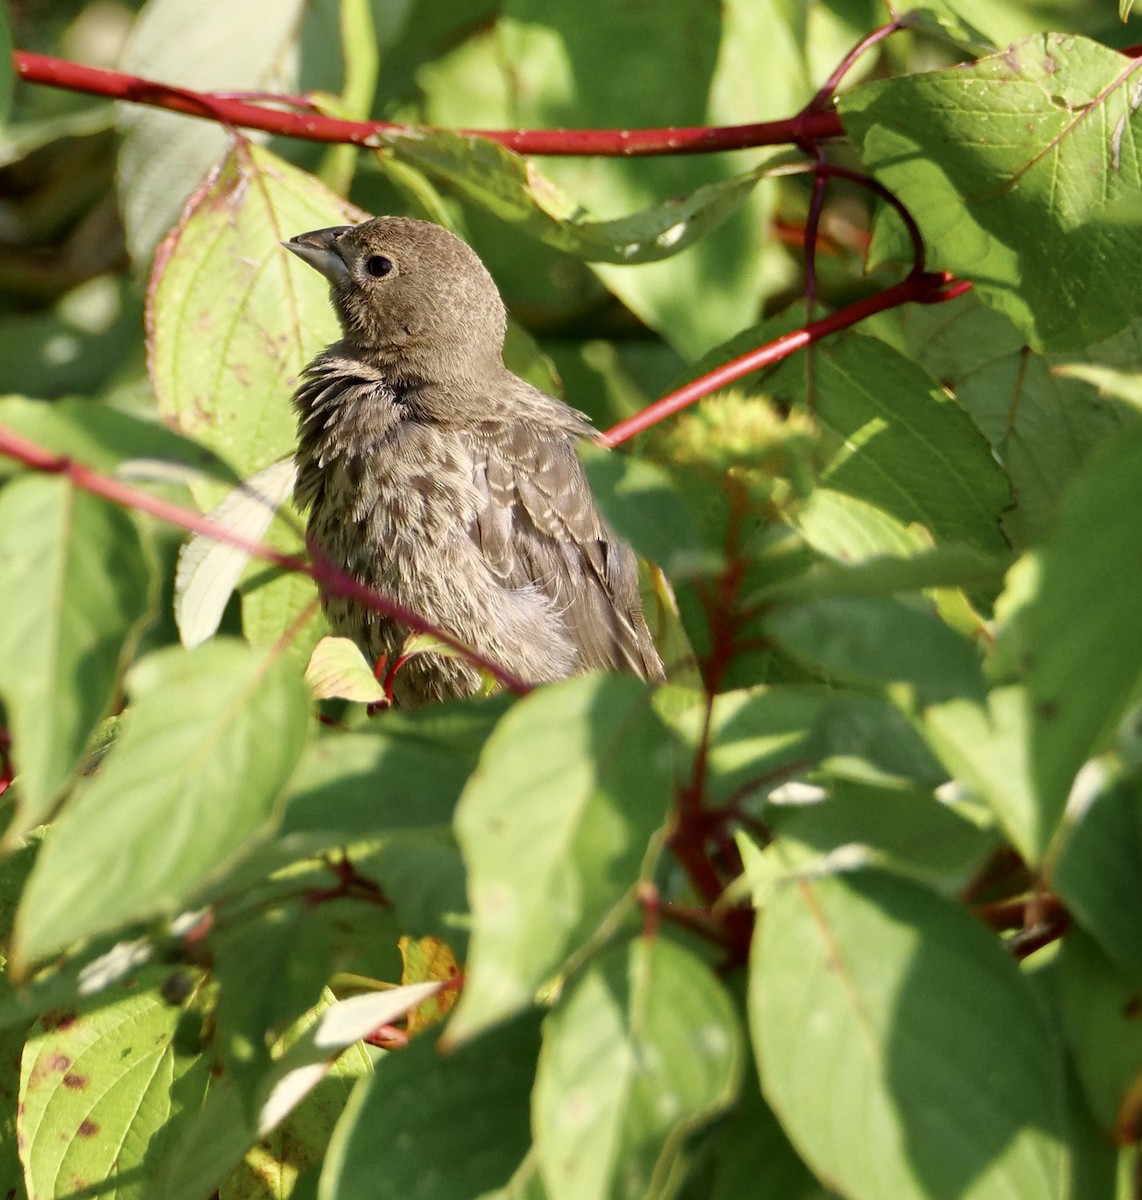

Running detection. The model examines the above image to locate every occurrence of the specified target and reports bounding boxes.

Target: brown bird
[284,216,664,707]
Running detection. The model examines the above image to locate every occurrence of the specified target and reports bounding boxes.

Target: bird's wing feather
[464,420,663,681]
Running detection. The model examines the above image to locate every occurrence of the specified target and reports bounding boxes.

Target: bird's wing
[464,420,663,681]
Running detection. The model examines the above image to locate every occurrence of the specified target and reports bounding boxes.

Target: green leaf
[796,333,1011,553]
[303,636,385,703]
[1023,425,1142,821]
[212,905,335,1102]
[144,991,373,1200]
[698,1074,818,1200]
[755,543,1008,604]
[765,594,987,706]
[1057,928,1142,1138]
[771,780,996,891]
[14,640,311,966]
[449,674,671,1043]
[1053,776,1142,983]
[117,0,312,261]
[148,140,362,501]
[18,968,212,1200]
[381,130,762,267]
[281,718,481,844]
[174,459,298,649]
[493,1,774,357]
[794,486,929,562]
[319,1015,540,1200]
[840,35,1142,351]
[752,865,1068,1200]
[533,937,742,1200]
[893,294,1139,547]
[924,681,1063,865]
[677,685,947,809]
[0,475,153,839]
[581,444,708,577]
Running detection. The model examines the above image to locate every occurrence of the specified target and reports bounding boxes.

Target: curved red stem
[14,50,844,157]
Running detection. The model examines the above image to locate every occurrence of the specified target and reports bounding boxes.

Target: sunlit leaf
[14,640,310,966]
[0,476,153,840]
[449,674,670,1043]
[175,458,297,649]
[841,35,1142,350]
[148,141,363,501]
[18,970,211,1200]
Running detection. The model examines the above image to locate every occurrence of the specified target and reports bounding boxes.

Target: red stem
[0,424,532,694]
[14,51,844,157]
[602,271,969,446]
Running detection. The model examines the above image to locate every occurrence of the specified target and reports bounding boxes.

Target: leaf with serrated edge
[381,130,762,266]
[840,35,1142,351]
[148,141,364,505]
[117,0,310,261]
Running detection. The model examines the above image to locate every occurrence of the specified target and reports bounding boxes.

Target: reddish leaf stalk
[0,423,532,695]
[603,271,967,447]
[806,18,907,114]
[14,51,844,157]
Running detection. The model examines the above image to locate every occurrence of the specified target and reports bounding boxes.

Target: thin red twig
[602,271,969,446]
[0,424,532,695]
[14,51,845,157]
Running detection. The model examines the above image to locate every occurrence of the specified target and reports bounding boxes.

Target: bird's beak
[283,226,355,285]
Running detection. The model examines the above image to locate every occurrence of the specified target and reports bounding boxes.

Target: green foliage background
[1,0,1141,1198]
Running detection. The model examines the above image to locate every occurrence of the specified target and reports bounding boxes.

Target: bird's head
[285,217,508,383]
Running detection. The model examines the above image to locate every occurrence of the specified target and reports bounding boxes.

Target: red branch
[14,50,844,157]
[0,424,532,695]
[602,271,972,446]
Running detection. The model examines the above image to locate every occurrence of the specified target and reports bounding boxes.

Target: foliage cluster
[0,1,1141,1198]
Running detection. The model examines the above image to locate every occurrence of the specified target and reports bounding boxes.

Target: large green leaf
[0,395,236,483]
[144,988,375,1200]
[923,684,1045,864]
[13,639,311,966]
[148,140,361,500]
[0,475,153,840]
[1022,425,1142,821]
[1057,928,1142,1137]
[449,674,671,1043]
[893,295,1141,546]
[752,864,1068,1200]
[673,685,947,808]
[769,780,996,892]
[18,969,212,1200]
[533,936,742,1200]
[319,1016,540,1200]
[791,333,1011,554]
[841,35,1142,351]
[765,594,987,706]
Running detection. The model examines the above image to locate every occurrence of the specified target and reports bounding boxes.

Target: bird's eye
[364,255,394,278]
